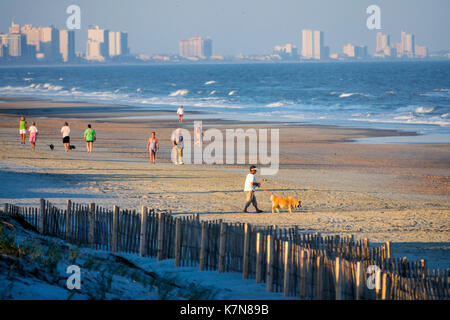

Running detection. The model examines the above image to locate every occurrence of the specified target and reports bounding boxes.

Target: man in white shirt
[171,128,184,165]
[243,165,263,213]
[61,122,71,152]
[177,106,184,123]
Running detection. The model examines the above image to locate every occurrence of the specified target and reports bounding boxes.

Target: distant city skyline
[0,0,449,56]
[1,19,447,63]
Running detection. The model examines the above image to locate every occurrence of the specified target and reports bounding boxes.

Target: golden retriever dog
[270,194,302,214]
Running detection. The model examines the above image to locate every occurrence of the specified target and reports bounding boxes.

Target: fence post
[3,203,7,214]
[112,205,119,253]
[363,238,369,259]
[157,212,165,261]
[218,222,227,273]
[39,199,45,234]
[255,232,263,283]
[381,272,388,300]
[242,223,250,280]
[139,206,148,257]
[299,249,306,300]
[199,221,207,271]
[88,203,95,249]
[335,257,342,300]
[283,240,291,297]
[174,219,182,267]
[375,268,382,299]
[65,200,71,241]
[385,241,392,259]
[355,261,364,300]
[420,259,427,279]
[315,255,322,300]
[266,235,274,292]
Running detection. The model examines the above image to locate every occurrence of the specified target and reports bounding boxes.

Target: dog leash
[259,185,273,196]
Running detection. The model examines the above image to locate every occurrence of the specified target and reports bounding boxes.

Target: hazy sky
[1,0,449,55]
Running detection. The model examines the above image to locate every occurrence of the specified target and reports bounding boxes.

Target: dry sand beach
[0,97,449,269]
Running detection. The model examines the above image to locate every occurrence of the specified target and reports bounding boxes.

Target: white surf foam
[415,106,435,114]
[169,89,189,97]
[266,102,284,107]
[339,93,356,98]
[265,100,294,108]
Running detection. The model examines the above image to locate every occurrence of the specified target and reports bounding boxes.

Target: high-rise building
[390,46,397,58]
[343,43,368,59]
[86,26,109,61]
[394,41,403,57]
[415,45,428,58]
[6,34,24,57]
[21,24,41,52]
[302,29,327,60]
[401,31,415,57]
[60,29,75,62]
[0,34,8,47]
[179,36,212,58]
[40,26,61,61]
[9,21,20,34]
[301,29,313,59]
[354,45,368,59]
[0,34,8,58]
[313,30,325,60]
[3,22,35,60]
[343,43,355,57]
[376,32,390,53]
[203,38,212,58]
[109,31,129,57]
[273,43,298,60]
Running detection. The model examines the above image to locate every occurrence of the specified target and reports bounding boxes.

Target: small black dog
[49,144,75,150]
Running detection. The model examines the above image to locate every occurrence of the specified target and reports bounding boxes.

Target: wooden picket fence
[2,200,449,300]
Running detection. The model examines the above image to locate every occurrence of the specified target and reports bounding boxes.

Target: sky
[1,0,449,55]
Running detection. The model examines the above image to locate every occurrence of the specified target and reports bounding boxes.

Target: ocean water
[0,61,449,142]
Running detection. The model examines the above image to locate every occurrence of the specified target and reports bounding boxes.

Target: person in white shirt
[61,122,71,152]
[194,122,203,146]
[171,128,184,165]
[177,106,184,123]
[243,165,263,213]
[28,122,38,151]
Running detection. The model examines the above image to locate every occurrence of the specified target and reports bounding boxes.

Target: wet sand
[0,97,449,269]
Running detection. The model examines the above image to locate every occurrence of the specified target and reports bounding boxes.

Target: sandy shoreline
[0,97,449,269]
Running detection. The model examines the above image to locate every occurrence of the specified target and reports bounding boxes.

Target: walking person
[194,122,203,146]
[177,106,184,123]
[28,121,38,151]
[83,124,96,153]
[243,165,263,213]
[146,131,159,164]
[171,128,184,165]
[61,122,71,152]
[19,116,27,144]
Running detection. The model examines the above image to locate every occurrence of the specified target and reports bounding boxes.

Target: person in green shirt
[19,116,27,144]
[83,124,96,153]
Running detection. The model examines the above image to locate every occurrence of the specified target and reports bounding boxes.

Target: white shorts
[20,129,26,135]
